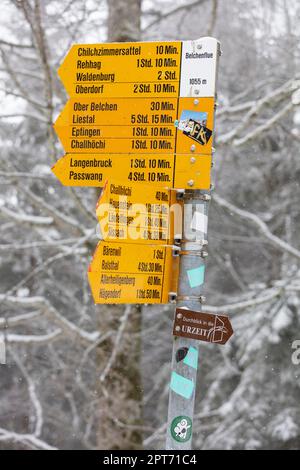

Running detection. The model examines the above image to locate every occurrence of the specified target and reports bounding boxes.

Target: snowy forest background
[0,0,300,450]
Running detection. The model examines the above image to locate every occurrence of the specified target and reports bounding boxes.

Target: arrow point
[226,316,234,342]
[51,157,65,185]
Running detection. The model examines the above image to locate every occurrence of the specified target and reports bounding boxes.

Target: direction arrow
[51,153,212,189]
[54,97,178,127]
[96,180,182,244]
[58,41,182,98]
[173,308,234,345]
[54,97,215,155]
[88,241,179,304]
[57,38,219,99]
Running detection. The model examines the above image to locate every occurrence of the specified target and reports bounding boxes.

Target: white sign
[180,37,219,98]
[191,211,208,234]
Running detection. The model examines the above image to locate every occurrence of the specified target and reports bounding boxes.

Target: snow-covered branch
[0,205,53,225]
[0,428,56,450]
[0,294,99,345]
[143,0,208,32]
[214,193,300,260]
[99,305,131,382]
[218,78,300,146]
[21,186,87,235]
[0,237,83,252]
[9,349,43,436]
[6,330,62,344]
[233,101,293,147]
[0,171,51,180]
[3,232,92,298]
[205,288,281,313]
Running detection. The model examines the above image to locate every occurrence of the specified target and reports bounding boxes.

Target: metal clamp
[174,236,182,246]
[179,250,208,258]
[177,295,206,303]
[176,189,185,201]
[168,292,177,303]
[172,247,181,257]
[181,192,211,201]
[180,239,208,246]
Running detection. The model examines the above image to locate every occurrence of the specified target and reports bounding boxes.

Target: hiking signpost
[53,37,233,450]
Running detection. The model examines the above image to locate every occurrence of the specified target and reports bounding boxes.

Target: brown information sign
[173,308,233,345]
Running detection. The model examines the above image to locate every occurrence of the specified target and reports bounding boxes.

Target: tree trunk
[96,0,143,450]
[107,0,142,42]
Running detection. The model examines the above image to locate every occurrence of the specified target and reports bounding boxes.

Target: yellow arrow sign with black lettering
[54,97,214,155]
[88,241,179,304]
[58,41,182,98]
[96,180,182,244]
[51,153,212,189]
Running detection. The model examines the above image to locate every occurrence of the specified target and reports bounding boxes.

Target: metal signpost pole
[165,39,221,450]
[166,191,209,450]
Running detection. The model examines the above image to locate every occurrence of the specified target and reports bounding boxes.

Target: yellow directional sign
[54,97,214,155]
[88,241,179,304]
[51,153,212,189]
[54,97,178,127]
[96,180,182,244]
[58,42,182,98]
[52,38,220,305]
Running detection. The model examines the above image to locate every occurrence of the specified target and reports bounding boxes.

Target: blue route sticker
[170,372,194,399]
[183,347,198,370]
[187,265,205,288]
